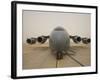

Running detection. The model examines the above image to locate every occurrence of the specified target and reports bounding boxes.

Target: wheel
[56,52,63,60]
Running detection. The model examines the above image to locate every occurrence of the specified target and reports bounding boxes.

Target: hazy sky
[22,10,91,43]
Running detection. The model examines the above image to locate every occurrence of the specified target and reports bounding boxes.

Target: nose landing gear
[56,52,63,60]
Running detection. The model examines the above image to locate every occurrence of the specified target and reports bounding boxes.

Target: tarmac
[22,43,90,69]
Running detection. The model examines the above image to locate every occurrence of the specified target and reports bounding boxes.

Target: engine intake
[82,38,91,44]
[26,37,36,44]
[37,36,49,44]
[70,35,81,43]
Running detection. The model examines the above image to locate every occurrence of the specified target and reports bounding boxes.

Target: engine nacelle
[82,38,90,44]
[70,35,81,43]
[26,37,36,44]
[37,36,49,44]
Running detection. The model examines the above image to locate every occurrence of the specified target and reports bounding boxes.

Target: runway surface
[22,43,90,69]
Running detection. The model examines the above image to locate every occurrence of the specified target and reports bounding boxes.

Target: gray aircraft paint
[49,27,70,54]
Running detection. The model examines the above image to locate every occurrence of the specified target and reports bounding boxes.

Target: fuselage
[49,27,70,59]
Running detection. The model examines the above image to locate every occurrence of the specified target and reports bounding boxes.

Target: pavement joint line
[66,54,85,67]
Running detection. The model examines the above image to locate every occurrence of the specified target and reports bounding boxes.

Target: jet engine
[82,38,91,44]
[70,35,81,43]
[26,37,36,44]
[37,36,49,44]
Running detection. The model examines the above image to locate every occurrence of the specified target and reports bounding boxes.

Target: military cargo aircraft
[26,27,90,67]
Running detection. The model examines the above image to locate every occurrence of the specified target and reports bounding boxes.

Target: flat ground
[22,43,90,69]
